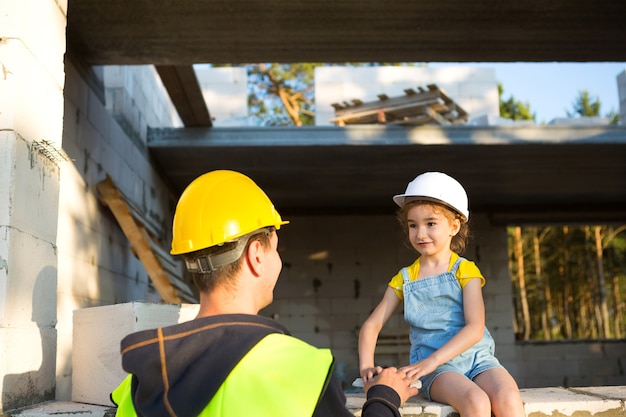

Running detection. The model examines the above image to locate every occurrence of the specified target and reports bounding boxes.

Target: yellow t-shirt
[388,252,485,300]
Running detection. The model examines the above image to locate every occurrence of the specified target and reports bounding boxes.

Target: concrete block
[580,385,626,400]
[72,302,199,406]
[579,358,623,377]
[561,342,604,359]
[0,0,67,87]
[0,39,64,145]
[601,341,626,358]
[3,229,57,327]
[293,331,331,348]
[332,330,358,349]
[0,326,56,411]
[64,63,90,116]
[286,313,317,332]
[521,387,623,416]
[331,297,371,315]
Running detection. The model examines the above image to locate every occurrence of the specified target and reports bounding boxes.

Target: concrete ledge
[7,401,115,417]
[346,386,626,416]
[7,387,626,416]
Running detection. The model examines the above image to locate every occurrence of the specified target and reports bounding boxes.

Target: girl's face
[406,203,460,257]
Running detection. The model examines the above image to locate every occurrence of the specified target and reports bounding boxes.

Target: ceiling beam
[155,65,213,127]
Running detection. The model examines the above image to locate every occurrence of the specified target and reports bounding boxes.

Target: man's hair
[396,200,470,254]
[183,229,273,292]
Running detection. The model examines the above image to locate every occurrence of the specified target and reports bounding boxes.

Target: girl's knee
[491,389,524,417]
[460,388,491,416]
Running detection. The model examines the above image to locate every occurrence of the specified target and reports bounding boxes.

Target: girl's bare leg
[430,372,492,417]
[473,368,525,417]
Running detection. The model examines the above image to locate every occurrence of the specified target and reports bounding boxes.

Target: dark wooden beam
[155,65,213,127]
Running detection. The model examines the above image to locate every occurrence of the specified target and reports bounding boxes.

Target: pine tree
[498,84,535,121]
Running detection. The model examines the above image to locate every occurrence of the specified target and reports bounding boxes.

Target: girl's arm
[359,287,401,382]
[402,278,486,380]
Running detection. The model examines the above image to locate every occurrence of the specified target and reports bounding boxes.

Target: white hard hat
[393,172,469,221]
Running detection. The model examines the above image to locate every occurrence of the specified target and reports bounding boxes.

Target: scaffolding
[330,84,468,126]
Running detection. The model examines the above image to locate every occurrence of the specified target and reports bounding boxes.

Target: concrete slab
[521,386,624,416]
[9,386,626,417]
[571,385,626,400]
[9,401,115,417]
[346,392,458,417]
[347,386,626,416]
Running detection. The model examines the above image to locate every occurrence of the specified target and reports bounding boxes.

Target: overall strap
[401,267,411,283]
[450,257,465,273]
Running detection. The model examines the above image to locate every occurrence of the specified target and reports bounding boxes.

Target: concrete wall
[0,0,66,411]
[54,63,182,402]
[264,214,520,386]
[515,340,626,388]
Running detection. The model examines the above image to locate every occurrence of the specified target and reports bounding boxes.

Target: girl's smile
[406,203,459,259]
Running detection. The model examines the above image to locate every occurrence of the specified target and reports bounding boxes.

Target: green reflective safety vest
[112,333,334,417]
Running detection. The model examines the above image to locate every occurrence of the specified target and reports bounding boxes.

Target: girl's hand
[400,356,437,381]
[364,367,420,405]
[360,365,384,383]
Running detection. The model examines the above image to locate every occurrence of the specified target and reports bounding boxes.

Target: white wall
[0,0,66,411]
[55,63,182,401]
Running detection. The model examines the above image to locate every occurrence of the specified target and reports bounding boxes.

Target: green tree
[509,224,626,341]
[605,110,621,125]
[567,90,621,125]
[248,63,319,126]
[567,90,601,117]
[498,84,535,121]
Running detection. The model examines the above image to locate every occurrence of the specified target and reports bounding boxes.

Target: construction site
[2,1,626,415]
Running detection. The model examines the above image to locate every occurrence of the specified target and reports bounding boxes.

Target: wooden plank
[330,84,468,127]
[97,176,183,303]
[329,97,440,124]
[142,227,197,301]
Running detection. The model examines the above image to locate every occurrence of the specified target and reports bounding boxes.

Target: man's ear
[245,239,264,276]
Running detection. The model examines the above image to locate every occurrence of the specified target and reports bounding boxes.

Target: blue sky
[430,62,626,124]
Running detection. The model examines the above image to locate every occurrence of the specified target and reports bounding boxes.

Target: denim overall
[401,257,502,400]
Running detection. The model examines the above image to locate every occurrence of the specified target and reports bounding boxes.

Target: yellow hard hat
[171,170,288,255]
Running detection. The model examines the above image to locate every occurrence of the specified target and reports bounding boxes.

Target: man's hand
[364,366,420,405]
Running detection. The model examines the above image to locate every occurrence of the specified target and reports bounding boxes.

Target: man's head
[170,170,288,292]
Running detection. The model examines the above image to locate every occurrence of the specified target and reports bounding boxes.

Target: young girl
[358,172,524,417]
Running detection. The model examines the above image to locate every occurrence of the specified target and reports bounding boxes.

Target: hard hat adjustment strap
[184,227,273,273]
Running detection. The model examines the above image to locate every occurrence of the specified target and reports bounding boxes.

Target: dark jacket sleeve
[312,375,402,417]
[361,385,402,417]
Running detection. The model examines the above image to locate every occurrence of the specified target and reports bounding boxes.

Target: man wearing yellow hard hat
[111,170,418,417]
